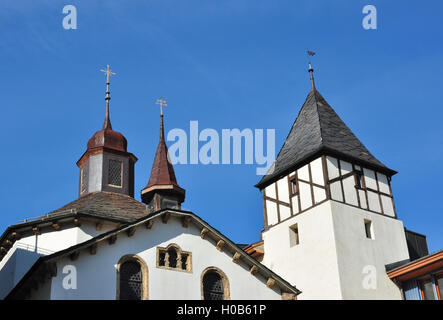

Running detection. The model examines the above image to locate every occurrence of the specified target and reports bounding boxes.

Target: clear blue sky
[0,0,441,253]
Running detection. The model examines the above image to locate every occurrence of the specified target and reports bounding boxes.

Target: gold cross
[156,97,167,116]
[100,64,116,84]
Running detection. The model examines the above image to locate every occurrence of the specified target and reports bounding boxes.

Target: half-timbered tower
[255,66,410,299]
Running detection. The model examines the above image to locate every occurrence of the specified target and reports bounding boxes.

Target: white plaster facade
[261,155,410,299]
[0,220,117,299]
[24,215,284,300]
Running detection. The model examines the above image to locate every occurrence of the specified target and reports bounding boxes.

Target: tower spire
[141,97,185,210]
[156,97,167,140]
[100,64,116,130]
[307,50,316,91]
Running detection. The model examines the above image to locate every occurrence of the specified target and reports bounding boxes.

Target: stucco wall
[35,216,283,300]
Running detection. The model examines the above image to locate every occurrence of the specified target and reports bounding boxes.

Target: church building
[0,63,438,300]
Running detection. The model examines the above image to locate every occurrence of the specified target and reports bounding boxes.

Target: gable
[7,209,299,300]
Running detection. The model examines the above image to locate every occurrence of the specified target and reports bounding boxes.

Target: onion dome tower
[141,98,185,211]
[77,65,137,198]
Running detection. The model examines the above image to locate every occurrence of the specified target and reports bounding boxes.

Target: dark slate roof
[256,89,396,189]
[45,191,147,223]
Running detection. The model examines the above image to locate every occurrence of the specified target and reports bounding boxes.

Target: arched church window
[119,260,142,300]
[168,247,178,268]
[202,271,225,300]
[157,244,192,272]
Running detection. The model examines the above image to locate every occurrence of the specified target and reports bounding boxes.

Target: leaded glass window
[203,271,224,300]
[119,261,142,300]
[108,160,122,187]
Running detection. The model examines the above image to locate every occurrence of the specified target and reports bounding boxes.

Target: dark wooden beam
[109,234,117,245]
[127,227,136,237]
[200,227,209,239]
[52,222,61,231]
[162,213,170,224]
[73,218,81,227]
[95,222,103,231]
[232,252,241,263]
[32,226,41,236]
[89,243,97,255]
[216,240,225,251]
[250,265,258,275]
[182,216,192,228]
[145,220,154,229]
[70,251,79,261]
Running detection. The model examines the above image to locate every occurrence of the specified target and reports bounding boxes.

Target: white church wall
[330,201,409,299]
[310,158,324,185]
[266,200,278,226]
[44,216,283,300]
[0,221,116,299]
[262,201,343,299]
[276,178,290,204]
[299,181,312,210]
[262,156,327,226]
[88,153,103,193]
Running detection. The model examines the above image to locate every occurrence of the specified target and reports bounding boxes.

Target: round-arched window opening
[119,260,142,300]
[203,271,224,300]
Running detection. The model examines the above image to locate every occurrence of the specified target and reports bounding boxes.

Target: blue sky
[0,0,442,253]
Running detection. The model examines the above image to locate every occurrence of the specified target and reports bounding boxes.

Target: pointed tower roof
[256,68,396,189]
[141,106,185,205]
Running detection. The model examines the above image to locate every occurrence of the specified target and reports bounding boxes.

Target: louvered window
[203,271,224,300]
[119,261,142,300]
[80,166,88,194]
[108,160,122,187]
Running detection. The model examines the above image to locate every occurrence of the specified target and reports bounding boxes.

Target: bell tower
[76,65,137,198]
[256,57,410,299]
[141,98,185,211]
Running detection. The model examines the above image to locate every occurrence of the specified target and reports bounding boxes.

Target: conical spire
[141,99,185,207]
[255,67,396,189]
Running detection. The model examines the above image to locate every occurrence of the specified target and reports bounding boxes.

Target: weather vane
[156,97,167,116]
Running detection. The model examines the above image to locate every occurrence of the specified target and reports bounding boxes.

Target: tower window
[290,178,298,195]
[108,160,123,187]
[364,219,373,239]
[355,170,364,189]
[80,166,88,194]
[289,224,299,246]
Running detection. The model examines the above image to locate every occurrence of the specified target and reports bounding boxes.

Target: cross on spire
[100,64,116,130]
[156,97,167,116]
[100,64,116,101]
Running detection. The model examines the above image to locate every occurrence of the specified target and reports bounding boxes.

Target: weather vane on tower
[306,50,316,91]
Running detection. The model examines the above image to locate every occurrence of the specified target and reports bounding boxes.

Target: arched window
[201,268,230,300]
[117,255,148,300]
[157,244,192,272]
[119,260,142,300]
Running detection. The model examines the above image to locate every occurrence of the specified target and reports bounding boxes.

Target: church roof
[46,191,147,223]
[256,88,396,189]
[6,208,301,299]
